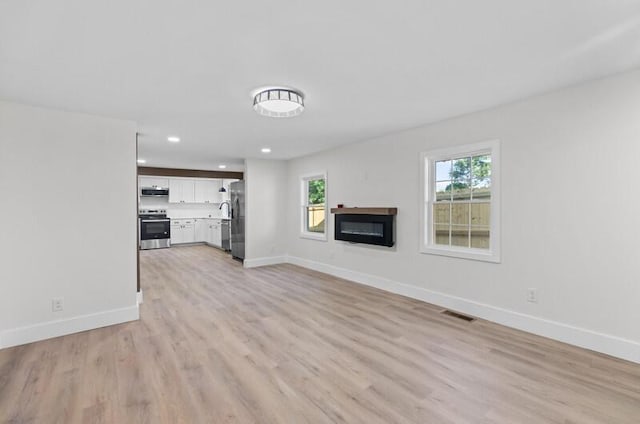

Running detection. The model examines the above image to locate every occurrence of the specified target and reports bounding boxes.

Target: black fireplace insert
[334,213,394,247]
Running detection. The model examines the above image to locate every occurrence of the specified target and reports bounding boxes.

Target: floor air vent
[441,310,476,322]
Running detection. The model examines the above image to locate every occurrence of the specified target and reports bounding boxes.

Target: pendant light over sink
[218,165,228,192]
[252,87,305,118]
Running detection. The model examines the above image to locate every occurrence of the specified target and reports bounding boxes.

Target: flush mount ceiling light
[218,164,226,169]
[167,136,180,143]
[252,87,304,118]
[261,147,272,153]
[137,159,146,164]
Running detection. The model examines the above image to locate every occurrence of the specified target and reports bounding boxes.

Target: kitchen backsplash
[139,197,229,219]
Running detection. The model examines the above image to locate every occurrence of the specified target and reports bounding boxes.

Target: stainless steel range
[139,209,171,250]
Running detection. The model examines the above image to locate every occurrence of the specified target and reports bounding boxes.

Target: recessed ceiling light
[137,159,146,164]
[218,164,227,169]
[261,147,271,153]
[252,87,304,118]
[167,136,180,143]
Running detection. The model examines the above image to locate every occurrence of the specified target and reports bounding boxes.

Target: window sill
[300,232,328,242]
[420,245,500,263]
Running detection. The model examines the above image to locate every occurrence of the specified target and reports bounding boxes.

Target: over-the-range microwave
[140,187,169,197]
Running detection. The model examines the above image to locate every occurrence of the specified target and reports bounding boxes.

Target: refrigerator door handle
[233,198,240,220]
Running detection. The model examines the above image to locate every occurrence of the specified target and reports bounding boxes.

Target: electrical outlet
[52,297,64,312]
[526,288,538,303]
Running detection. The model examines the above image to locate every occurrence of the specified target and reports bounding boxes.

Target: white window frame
[300,172,328,241]
[420,140,501,263]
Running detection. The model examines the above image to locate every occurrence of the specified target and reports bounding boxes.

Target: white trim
[243,256,287,268]
[137,290,144,305]
[285,255,640,364]
[0,305,139,349]
[300,171,328,240]
[300,232,328,242]
[420,244,500,263]
[420,139,501,263]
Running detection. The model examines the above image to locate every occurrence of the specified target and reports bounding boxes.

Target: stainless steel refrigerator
[230,180,245,260]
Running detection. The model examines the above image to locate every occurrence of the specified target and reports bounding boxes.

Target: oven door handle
[141,219,170,223]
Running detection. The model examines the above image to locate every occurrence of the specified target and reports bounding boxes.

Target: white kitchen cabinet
[195,219,208,242]
[171,219,196,244]
[172,218,223,247]
[202,220,212,244]
[194,179,222,204]
[207,219,222,247]
[169,179,196,203]
[182,220,195,243]
[169,180,182,203]
[139,177,169,188]
[170,220,183,244]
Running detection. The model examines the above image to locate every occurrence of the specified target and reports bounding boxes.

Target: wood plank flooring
[1,245,640,423]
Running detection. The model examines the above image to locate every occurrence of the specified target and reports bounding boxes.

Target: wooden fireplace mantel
[330,207,397,216]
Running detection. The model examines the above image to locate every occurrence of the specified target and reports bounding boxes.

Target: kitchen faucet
[219,201,231,218]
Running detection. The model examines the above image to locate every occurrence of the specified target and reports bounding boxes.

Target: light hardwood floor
[1,245,640,423]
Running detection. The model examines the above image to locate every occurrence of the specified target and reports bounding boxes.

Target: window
[421,140,500,262]
[301,173,327,240]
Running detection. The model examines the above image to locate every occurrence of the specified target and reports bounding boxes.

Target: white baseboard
[0,305,139,349]
[137,290,144,305]
[244,256,287,268]
[286,255,640,364]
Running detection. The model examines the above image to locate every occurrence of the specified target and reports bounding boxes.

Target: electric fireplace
[332,207,397,247]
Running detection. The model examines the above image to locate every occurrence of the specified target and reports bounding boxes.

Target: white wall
[244,159,288,267]
[285,70,640,363]
[0,101,139,347]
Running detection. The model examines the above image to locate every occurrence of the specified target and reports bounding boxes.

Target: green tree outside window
[308,179,325,204]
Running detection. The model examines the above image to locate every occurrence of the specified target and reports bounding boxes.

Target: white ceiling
[2,1,640,171]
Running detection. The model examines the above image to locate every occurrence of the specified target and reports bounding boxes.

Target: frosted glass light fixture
[253,87,304,118]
